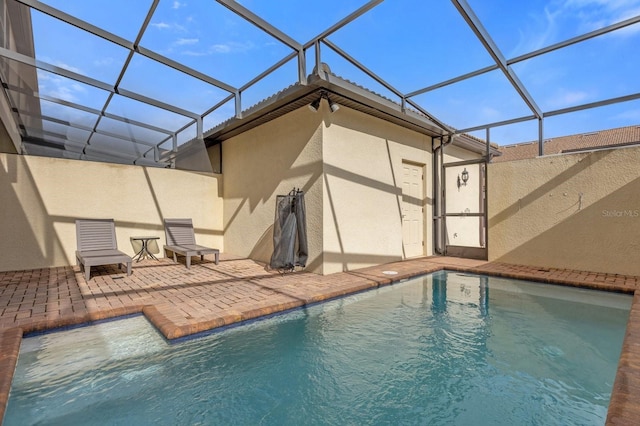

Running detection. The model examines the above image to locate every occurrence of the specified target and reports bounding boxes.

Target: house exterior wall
[219,101,434,275]
[488,145,640,276]
[321,104,433,274]
[443,144,481,163]
[220,106,325,273]
[0,153,222,272]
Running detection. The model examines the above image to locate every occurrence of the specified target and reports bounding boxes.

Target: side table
[131,236,160,262]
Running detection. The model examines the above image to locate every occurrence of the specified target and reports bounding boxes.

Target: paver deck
[1,255,639,424]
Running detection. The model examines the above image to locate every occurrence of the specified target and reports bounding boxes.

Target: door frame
[436,152,488,260]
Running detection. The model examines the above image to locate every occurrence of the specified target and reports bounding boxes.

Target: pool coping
[0,257,639,424]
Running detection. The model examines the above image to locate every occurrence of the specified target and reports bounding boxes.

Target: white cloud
[508,5,565,57]
[150,22,186,32]
[150,22,170,30]
[37,70,87,103]
[41,59,83,74]
[511,0,640,56]
[613,8,640,36]
[182,50,208,57]
[560,0,640,33]
[211,44,231,54]
[172,1,185,9]
[174,38,199,46]
[179,41,255,56]
[547,89,590,108]
[210,41,254,54]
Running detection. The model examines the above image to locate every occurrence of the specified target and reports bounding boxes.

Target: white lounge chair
[163,218,219,269]
[75,219,132,280]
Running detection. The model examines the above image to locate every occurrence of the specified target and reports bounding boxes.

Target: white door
[402,162,424,258]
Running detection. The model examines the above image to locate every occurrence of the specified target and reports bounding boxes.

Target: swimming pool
[5,271,632,425]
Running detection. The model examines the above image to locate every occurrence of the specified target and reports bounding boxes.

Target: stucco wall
[443,143,481,163]
[219,101,435,275]
[0,153,223,272]
[322,105,432,274]
[488,145,640,276]
[220,106,324,273]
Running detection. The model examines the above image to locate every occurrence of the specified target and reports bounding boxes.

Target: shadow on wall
[490,149,640,276]
[0,153,222,272]
[494,176,640,276]
[223,104,432,274]
[490,151,609,228]
[0,154,66,271]
[221,108,324,268]
[222,114,323,213]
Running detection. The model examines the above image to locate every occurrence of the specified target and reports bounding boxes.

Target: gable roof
[493,125,640,162]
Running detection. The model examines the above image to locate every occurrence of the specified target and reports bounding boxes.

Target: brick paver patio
[1,255,638,424]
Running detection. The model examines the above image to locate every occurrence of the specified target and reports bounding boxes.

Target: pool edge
[0,328,22,425]
[1,259,639,425]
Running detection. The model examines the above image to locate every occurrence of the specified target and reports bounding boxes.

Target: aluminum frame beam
[509,14,640,64]
[5,85,175,136]
[38,115,159,148]
[15,0,237,94]
[407,14,640,99]
[5,0,640,167]
[215,0,305,85]
[322,39,452,132]
[15,0,133,49]
[450,0,542,119]
[0,47,199,119]
[544,92,640,118]
[303,0,384,49]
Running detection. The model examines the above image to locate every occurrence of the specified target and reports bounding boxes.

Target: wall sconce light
[457,167,469,188]
[308,98,321,112]
[308,91,340,113]
[327,96,340,113]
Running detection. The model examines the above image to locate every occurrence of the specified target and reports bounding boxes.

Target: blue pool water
[5,271,632,425]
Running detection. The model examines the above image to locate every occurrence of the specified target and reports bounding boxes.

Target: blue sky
[30,0,640,147]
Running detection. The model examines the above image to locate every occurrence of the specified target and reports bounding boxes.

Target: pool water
[5,271,632,425]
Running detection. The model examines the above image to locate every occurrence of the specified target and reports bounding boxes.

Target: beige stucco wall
[488,145,640,276]
[220,105,324,272]
[0,153,223,272]
[220,101,435,275]
[443,143,481,163]
[322,104,432,274]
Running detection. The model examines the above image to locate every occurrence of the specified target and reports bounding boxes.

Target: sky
[25,0,640,150]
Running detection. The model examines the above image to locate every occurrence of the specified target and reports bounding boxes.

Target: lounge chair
[163,218,219,268]
[75,219,132,281]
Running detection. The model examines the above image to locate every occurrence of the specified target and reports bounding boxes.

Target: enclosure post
[538,118,544,156]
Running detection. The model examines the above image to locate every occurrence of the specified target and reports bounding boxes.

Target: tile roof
[493,125,640,162]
